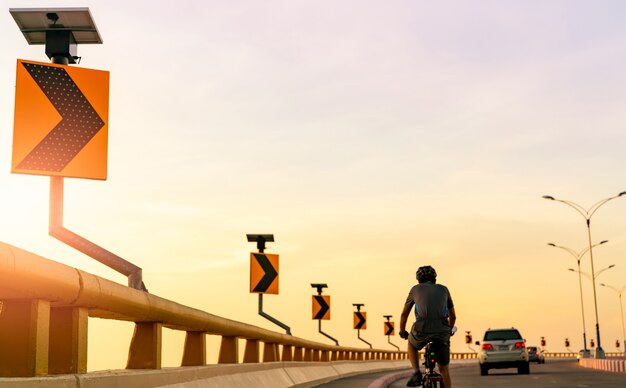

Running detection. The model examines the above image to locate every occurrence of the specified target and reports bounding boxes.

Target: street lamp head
[618,191,626,197]
[600,283,607,287]
[547,242,556,247]
[568,268,575,272]
[599,240,609,245]
[608,264,616,269]
[542,195,555,200]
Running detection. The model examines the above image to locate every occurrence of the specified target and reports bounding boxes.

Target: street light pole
[567,263,616,357]
[543,191,626,359]
[600,283,626,355]
[548,240,608,353]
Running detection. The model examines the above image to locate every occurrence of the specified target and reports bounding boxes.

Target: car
[477,327,530,375]
[576,349,591,362]
[527,346,545,364]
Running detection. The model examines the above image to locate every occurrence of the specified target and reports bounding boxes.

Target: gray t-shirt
[404,281,454,334]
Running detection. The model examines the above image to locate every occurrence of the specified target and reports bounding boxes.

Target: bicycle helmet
[416,265,437,283]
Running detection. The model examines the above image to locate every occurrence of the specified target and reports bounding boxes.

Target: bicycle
[401,325,457,387]
[421,340,445,388]
[420,326,457,388]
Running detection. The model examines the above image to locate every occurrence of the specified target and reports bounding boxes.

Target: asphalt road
[316,359,626,387]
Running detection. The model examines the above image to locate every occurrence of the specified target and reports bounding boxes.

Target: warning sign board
[312,295,330,320]
[384,321,395,336]
[250,252,279,294]
[353,311,367,330]
[12,59,109,180]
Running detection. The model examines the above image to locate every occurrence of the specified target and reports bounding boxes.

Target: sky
[2,0,626,371]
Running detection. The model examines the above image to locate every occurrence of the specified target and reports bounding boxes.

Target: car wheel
[480,364,488,376]
[518,362,530,374]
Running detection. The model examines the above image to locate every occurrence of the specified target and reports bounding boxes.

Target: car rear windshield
[484,329,522,341]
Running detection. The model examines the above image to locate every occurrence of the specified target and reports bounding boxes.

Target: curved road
[315,359,626,387]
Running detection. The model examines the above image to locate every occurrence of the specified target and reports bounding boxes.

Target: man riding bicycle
[400,265,456,387]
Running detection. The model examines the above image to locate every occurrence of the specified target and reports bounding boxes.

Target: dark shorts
[409,329,451,366]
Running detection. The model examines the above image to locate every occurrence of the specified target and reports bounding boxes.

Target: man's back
[405,281,453,333]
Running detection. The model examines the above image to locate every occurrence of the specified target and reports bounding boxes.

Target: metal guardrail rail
[0,242,406,377]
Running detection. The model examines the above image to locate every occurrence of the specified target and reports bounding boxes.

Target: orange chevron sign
[384,321,395,336]
[250,253,279,294]
[312,295,330,320]
[353,311,367,330]
[12,59,109,180]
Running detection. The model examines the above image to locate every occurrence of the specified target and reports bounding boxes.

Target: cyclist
[400,265,456,387]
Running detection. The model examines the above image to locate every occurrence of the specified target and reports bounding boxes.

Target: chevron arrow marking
[354,311,367,330]
[251,253,278,293]
[16,62,105,172]
[313,295,330,320]
[385,321,395,336]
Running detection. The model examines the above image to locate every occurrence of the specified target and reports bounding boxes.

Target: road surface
[315,359,626,387]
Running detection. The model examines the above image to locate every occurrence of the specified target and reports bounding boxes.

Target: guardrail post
[263,342,279,362]
[294,346,304,361]
[49,306,88,374]
[127,322,162,369]
[181,331,206,366]
[304,348,313,361]
[243,339,259,363]
[331,350,338,361]
[218,336,239,364]
[282,344,293,361]
[0,299,50,377]
[321,350,330,361]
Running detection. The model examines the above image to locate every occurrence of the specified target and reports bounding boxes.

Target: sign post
[9,8,145,290]
[383,315,399,351]
[311,284,338,346]
[353,304,371,349]
[247,234,291,335]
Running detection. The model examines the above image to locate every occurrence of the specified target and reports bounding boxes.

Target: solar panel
[10,7,102,45]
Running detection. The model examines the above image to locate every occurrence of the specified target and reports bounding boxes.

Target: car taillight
[514,342,525,349]
[482,343,493,350]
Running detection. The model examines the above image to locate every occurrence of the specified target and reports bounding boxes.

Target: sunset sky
[2,0,626,371]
